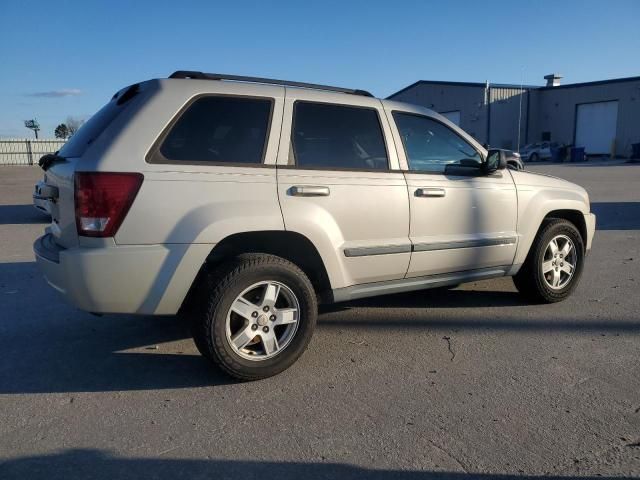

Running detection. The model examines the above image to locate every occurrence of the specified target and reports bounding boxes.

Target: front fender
[512,172,590,267]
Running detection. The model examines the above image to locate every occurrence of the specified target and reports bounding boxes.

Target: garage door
[575,101,618,155]
[440,110,461,126]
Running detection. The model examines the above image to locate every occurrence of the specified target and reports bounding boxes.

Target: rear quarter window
[156,96,273,164]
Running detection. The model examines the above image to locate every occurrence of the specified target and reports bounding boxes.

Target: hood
[510,170,590,205]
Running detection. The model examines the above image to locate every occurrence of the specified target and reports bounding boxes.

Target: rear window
[58,84,139,158]
[291,102,388,170]
[159,96,272,164]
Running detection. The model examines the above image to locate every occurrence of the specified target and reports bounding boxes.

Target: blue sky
[1,0,639,138]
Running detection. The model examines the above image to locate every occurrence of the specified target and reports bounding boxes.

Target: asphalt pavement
[0,161,639,479]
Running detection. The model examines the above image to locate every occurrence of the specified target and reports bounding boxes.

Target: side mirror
[485,149,507,173]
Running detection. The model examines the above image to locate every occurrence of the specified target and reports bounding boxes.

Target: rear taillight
[74,172,143,237]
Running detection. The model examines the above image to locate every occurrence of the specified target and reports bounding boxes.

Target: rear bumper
[584,212,596,251]
[32,194,50,215]
[34,234,211,315]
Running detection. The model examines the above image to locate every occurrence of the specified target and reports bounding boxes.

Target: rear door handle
[289,185,330,197]
[415,187,446,198]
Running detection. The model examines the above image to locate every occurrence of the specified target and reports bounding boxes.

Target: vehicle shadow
[0,449,633,480]
[3,260,639,394]
[0,261,233,394]
[321,286,527,313]
[0,204,49,225]
[591,202,640,230]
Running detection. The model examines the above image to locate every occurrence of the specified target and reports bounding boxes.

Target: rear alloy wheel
[513,219,584,303]
[225,280,300,361]
[529,153,539,162]
[191,254,317,380]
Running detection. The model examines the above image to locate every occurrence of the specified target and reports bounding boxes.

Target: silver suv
[33,71,596,380]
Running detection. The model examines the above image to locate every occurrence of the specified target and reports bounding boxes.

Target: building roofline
[388,75,640,98]
[537,75,640,90]
[387,80,538,98]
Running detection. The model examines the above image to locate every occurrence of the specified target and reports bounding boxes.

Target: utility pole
[24,119,40,139]
[517,68,524,153]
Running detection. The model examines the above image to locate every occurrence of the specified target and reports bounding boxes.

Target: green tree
[54,123,70,140]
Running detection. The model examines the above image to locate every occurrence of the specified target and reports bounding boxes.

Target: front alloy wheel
[513,218,585,303]
[541,235,577,289]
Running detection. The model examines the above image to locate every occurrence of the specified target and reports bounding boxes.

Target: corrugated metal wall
[0,139,66,165]
[488,87,529,150]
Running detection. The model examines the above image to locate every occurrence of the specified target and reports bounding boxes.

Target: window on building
[393,112,481,173]
[160,96,272,164]
[291,102,388,170]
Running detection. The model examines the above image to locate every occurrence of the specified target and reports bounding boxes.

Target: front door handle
[289,185,330,197]
[415,187,446,198]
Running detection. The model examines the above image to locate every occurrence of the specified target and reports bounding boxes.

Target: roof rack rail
[169,70,374,98]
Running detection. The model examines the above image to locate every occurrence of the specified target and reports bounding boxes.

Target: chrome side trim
[344,244,412,258]
[343,237,517,258]
[331,266,509,303]
[413,237,517,252]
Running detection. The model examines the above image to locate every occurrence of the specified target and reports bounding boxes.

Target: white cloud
[27,89,83,98]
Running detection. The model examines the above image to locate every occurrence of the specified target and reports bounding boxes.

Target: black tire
[191,253,317,380]
[513,218,585,303]
[530,153,539,163]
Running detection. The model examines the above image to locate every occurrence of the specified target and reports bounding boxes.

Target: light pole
[24,119,40,139]
[517,68,524,153]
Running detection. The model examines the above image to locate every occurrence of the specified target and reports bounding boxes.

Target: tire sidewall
[209,262,317,377]
[532,221,585,300]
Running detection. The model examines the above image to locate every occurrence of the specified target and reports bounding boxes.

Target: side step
[331,267,509,303]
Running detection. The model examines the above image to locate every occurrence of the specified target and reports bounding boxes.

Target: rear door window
[291,102,388,170]
[158,96,273,164]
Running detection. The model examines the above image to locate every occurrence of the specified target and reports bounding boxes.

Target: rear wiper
[38,153,66,171]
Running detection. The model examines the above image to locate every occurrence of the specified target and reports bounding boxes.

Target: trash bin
[570,147,585,163]
[632,143,640,159]
[550,146,562,162]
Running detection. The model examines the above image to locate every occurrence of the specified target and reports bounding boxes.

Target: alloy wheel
[542,234,576,289]
[225,281,300,361]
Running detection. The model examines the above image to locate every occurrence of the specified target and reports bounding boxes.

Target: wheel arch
[544,209,587,245]
[512,200,588,272]
[181,231,333,313]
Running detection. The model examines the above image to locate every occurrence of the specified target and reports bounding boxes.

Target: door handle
[289,185,330,197]
[415,187,446,198]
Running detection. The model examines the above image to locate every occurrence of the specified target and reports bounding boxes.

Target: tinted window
[393,113,481,173]
[160,96,272,164]
[292,102,388,170]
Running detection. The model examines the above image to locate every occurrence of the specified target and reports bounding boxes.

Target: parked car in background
[503,149,524,170]
[482,147,524,170]
[520,142,561,162]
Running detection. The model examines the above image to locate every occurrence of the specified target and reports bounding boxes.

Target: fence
[0,139,67,166]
